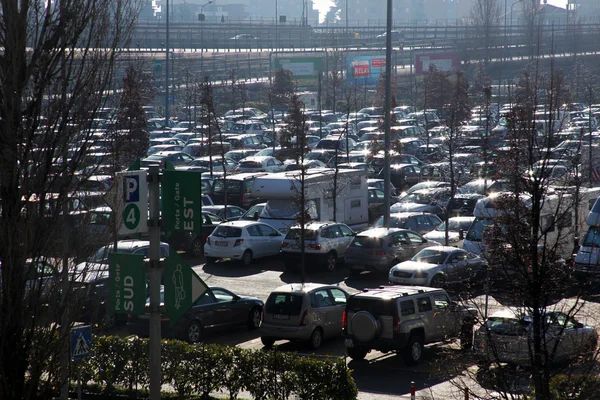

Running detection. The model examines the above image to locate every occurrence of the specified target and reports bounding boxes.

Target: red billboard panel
[414,53,461,76]
[371,58,386,68]
[353,64,371,77]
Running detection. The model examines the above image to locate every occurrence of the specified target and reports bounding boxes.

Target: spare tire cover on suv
[350,311,381,342]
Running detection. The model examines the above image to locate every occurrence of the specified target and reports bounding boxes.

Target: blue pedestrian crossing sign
[70,325,92,361]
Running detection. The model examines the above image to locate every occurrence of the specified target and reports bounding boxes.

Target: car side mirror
[232,295,240,302]
[459,229,465,240]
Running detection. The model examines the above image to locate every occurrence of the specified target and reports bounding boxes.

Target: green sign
[164,250,209,326]
[274,56,323,79]
[123,203,141,230]
[162,169,203,233]
[109,253,146,315]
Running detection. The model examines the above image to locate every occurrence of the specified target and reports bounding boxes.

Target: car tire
[101,311,117,330]
[309,328,323,350]
[242,250,253,266]
[261,337,275,347]
[206,256,217,265]
[247,307,262,330]
[430,274,445,288]
[347,347,368,361]
[403,335,424,365]
[325,251,337,272]
[186,320,203,343]
[191,237,204,257]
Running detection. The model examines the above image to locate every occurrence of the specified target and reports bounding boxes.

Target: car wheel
[261,337,275,347]
[309,328,323,349]
[247,307,262,330]
[186,321,203,343]
[403,335,424,365]
[206,257,217,264]
[325,251,337,272]
[191,237,204,257]
[347,347,368,361]
[430,274,445,288]
[242,250,253,266]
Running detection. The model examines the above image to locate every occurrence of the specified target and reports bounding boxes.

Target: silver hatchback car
[260,283,350,349]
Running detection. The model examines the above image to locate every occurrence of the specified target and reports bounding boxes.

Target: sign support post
[148,166,162,400]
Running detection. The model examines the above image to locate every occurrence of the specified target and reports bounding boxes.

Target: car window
[195,291,216,305]
[417,297,432,312]
[405,231,424,244]
[433,294,450,311]
[132,248,149,257]
[400,300,415,316]
[330,225,343,238]
[390,232,409,245]
[405,217,417,231]
[320,227,332,239]
[212,288,235,302]
[228,207,243,218]
[258,224,279,237]
[265,293,303,315]
[246,225,261,237]
[329,288,347,305]
[339,224,354,237]
[311,289,334,308]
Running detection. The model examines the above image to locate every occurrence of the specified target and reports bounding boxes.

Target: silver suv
[280,222,357,272]
[261,283,350,349]
[343,286,475,364]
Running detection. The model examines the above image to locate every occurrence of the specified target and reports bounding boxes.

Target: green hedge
[70,336,357,400]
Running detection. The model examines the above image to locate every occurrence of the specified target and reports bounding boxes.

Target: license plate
[273,314,290,320]
[344,338,354,348]
[215,241,228,247]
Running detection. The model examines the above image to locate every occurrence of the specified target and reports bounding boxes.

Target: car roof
[352,285,443,300]
[357,227,402,237]
[217,220,267,228]
[288,221,343,230]
[271,282,339,294]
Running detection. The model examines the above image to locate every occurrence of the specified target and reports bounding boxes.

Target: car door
[186,291,219,330]
[415,296,438,342]
[257,224,283,256]
[338,224,356,253]
[432,293,460,338]
[211,288,246,328]
[310,288,338,338]
[245,224,264,257]
[405,231,429,258]
[328,225,346,258]
[326,288,348,338]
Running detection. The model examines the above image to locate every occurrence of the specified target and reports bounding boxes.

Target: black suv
[343,286,475,365]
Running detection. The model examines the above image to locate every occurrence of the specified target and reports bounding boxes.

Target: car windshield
[212,226,242,238]
[265,293,303,316]
[285,229,317,240]
[582,226,600,248]
[436,219,473,232]
[372,216,406,229]
[400,193,432,204]
[261,199,318,220]
[350,236,383,248]
[239,160,262,169]
[485,316,531,336]
[412,249,448,264]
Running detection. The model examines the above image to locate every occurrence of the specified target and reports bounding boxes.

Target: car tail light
[234,239,244,247]
[299,310,309,326]
[308,243,322,250]
[127,314,132,319]
[369,251,386,256]
[342,311,347,330]
[161,315,170,322]
[281,242,289,248]
[234,168,240,172]
[393,316,401,334]
[206,237,211,245]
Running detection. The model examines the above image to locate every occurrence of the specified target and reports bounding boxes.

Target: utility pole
[165,0,170,127]
[383,0,392,227]
[148,166,162,400]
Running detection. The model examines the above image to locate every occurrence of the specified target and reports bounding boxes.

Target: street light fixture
[199,1,213,52]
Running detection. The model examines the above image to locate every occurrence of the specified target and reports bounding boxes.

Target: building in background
[247,0,318,25]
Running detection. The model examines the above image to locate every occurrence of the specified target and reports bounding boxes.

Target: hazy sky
[312,0,568,20]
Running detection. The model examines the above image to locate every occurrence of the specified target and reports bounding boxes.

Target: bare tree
[0,0,140,398]
[469,0,502,64]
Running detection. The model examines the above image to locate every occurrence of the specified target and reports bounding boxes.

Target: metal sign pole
[148,166,162,400]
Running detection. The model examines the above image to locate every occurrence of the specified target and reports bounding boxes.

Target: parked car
[368,178,398,197]
[473,308,598,366]
[236,156,285,173]
[204,221,284,265]
[343,286,475,364]
[202,205,246,221]
[385,163,422,192]
[371,212,442,236]
[367,187,400,223]
[140,151,195,169]
[127,286,264,343]
[390,187,451,220]
[210,173,267,208]
[225,149,259,163]
[423,216,475,245]
[147,144,184,156]
[239,202,266,221]
[388,246,486,286]
[344,228,439,275]
[260,283,350,349]
[181,156,238,173]
[280,222,357,272]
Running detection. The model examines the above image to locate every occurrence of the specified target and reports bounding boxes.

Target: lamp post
[509,0,524,59]
[275,0,278,50]
[504,0,508,61]
[200,1,213,51]
[165,0,170,127]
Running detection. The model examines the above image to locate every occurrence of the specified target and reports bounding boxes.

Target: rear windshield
[347,297,395,314]
[239,161,262,168]
[350,236,383,248]
[213,180,243,193]
[485,317,530,336]
[285,229,317,240]
[265,293,304,316]
[212,226,242,238]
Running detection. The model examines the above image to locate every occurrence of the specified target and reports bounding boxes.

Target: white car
[204,221,284,266]
[236,156,285,173]
[423,216,475,246]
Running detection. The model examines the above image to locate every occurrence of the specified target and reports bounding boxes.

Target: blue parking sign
[123,175,140,203]
[70,325,92,360]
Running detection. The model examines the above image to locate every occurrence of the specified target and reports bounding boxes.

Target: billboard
[274,57,323,79]
[346,55,387,85]
[415,53,461,76]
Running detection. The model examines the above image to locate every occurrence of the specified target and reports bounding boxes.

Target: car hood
[423,231,460,243]
[391,260,437,271]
